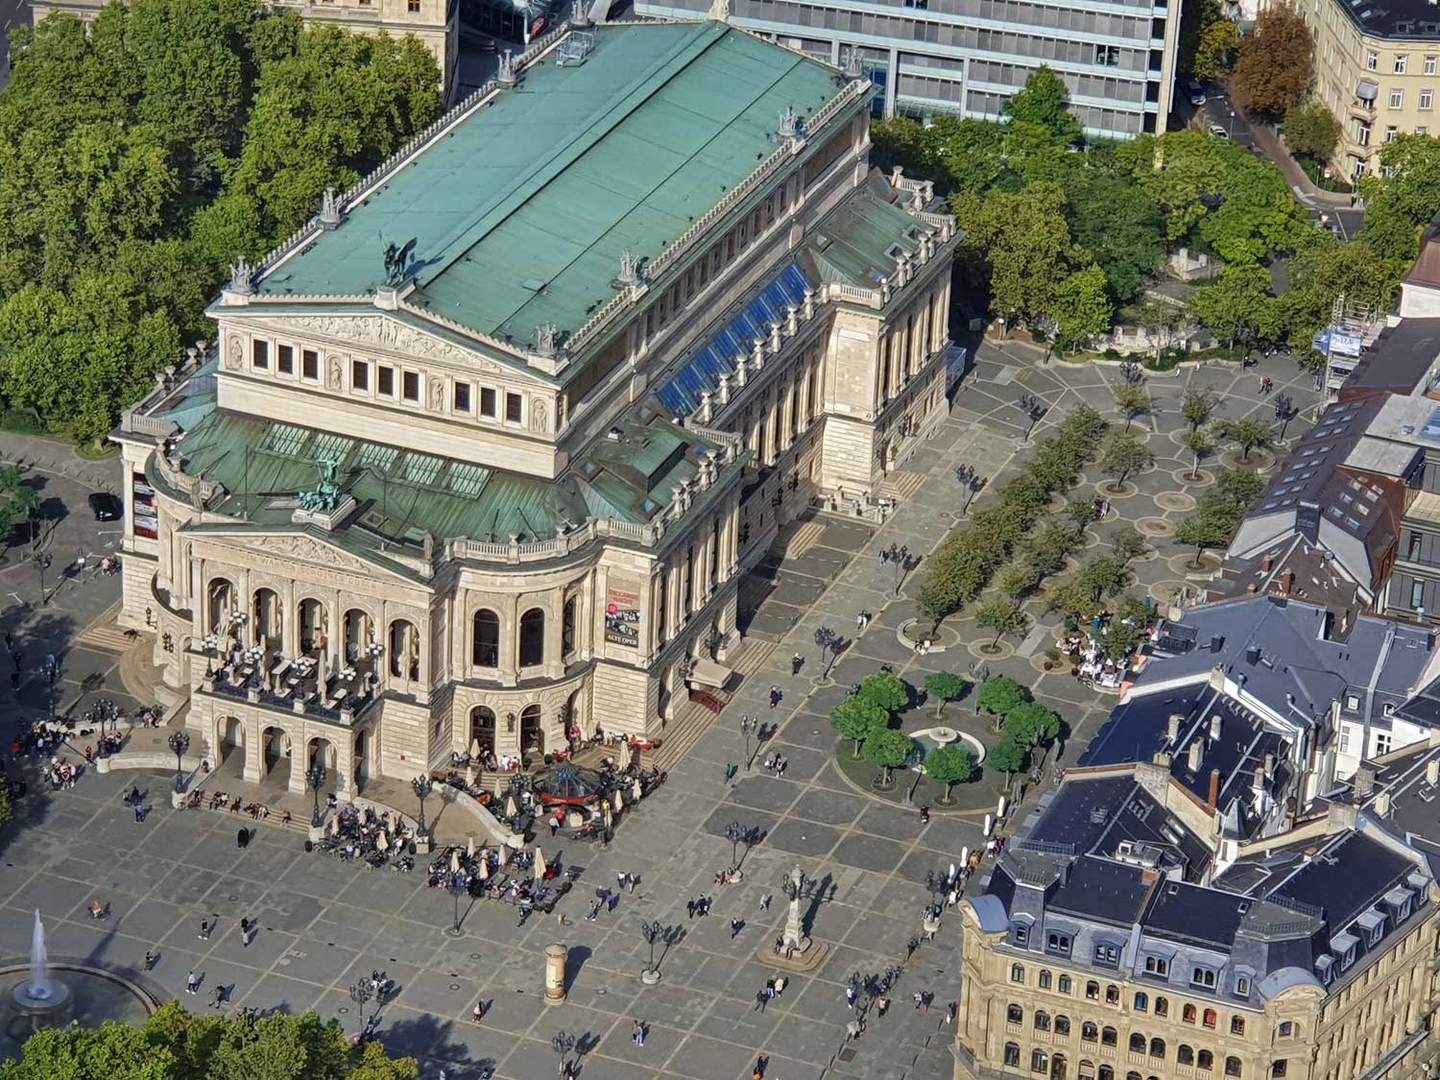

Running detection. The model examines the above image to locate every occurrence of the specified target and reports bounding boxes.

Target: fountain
[10,910,71,1026]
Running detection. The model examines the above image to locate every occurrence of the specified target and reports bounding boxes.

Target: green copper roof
[165,407,716,548]
[800,175,927,291]
[256,22,844,346]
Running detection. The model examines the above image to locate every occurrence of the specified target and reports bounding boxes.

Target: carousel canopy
[531,763,606,805]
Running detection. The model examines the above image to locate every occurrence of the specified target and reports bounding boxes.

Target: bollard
[544,943,567,1005]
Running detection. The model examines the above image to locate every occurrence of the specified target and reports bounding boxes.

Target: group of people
[312,803,418,867]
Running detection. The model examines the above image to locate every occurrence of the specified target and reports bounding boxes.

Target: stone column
[242,715,264,783]
[288,727,307,795]
[544,944,567,1004]
[336,735,356,798]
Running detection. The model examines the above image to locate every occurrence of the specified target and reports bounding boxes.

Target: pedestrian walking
[768,686,782,708]
[606,889,619,912]
[616,871,628,893]
[913,991,924,1010]
[759,893,772,912]
[240,917,253,946]
[626,872,638,893]
[754,989,768,1013]
[687,899,697,919]
[730,917,744,939]
[918,805,930,825]
[143,949,156,971]
[946,1001,957,1024]
[775,756,788,778]
[773,976,787,996]
[846,1018,863,1040]
[186,971,199,995]
[877,995,890,1016]
[199,919,211,941]
[723,762,738,784]
[790,653,803,675]
[472,1000,485,1023]
[586,900,601,922]
[846,986,858,1009]
[632,1019,646,1046]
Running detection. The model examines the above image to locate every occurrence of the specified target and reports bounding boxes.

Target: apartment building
[634,0,1181,140]
[1285,0,1440,179]
[31,0,459,98]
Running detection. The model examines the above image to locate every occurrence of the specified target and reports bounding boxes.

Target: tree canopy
[0,1,440,443]
[1232,4,1313,117]
[831,696,891,757]
[977,675,1028,719]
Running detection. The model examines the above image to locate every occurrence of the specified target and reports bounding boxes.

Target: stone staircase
[647,637,775,772]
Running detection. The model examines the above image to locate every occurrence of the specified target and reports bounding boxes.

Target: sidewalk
[0,428,122,492]
[1238,106,1351,209]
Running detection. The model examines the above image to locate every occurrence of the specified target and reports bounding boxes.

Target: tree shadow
[377,1011,493,1077]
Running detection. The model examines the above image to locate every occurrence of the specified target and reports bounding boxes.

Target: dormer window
[1144,955,1170,977]
[1012,922,1029,946]
[1046,931,1072,956]
[1234,974,1251,997]
[1093,943,1120,968]
[1190,965,1218,989]
[1315,955,1335,984]
[1357,909,1387,946]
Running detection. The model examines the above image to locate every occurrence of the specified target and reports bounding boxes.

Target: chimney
[1262,555,1274,572]
[1245,644,1261,665]
[1263,752,1276,779]
[1207,768,1222,813]
[1167,713,1183,741]
[1188,739,1204,772]
[1281,570,1295,595]
[1209,714,1222,742]
[1376,791,1392,816]
[1428,758,1439,785]
[1356,762,1377,796]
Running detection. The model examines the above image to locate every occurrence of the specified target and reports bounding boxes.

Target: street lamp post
[348,978,374,1038]
[551,1032,576,1079]
[1018,393,1044,441]
[740,715,756,770]
[167,731,189,793]
[307,760,326,827]
[640,919,662,984]
[1274,393,1296,444]
[32,551,51,608]
[447,872,468,937]
[412,774,434,835]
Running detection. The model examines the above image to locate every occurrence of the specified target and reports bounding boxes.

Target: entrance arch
[208,578,237,636]
[520,704,544,759]
[298,598,328,657]
[343,608,373,664]
[261,725,291,788]
[252,588,281,647]
[218,716,245,766]
[389,620,419,681]
[470,706,497,758]
[307,736,336,772]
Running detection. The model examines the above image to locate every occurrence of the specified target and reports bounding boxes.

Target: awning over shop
[688,657,734,689]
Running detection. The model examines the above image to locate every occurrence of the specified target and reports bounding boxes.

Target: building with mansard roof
[112,19,962,797]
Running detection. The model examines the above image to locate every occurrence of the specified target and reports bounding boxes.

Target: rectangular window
[1411,532,1424,560]
[1340,727,1351,753]
[1390,89,1404,108]
[402,371,420,402]
[1376,733,1393,755]
[1413,579,1426,609]
[505,392,523,423]
[351,359,369,392]
[1345,693,1361,711]
[251,339,269,369]
[1420,126,1430,135]
[480,387,497,417]
[1423,89,1434,110]
[1359,123,1372,146]
[409,0,420,8]
[377,365,395,396]
[453,383,471,412]
[1396,54,1409,73]
[277,344,294,375]
[1368,51,1379,70]
[302,349,319,380]
[1427,56,1438,74]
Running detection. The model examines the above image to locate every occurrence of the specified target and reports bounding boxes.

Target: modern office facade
[31,0,460,99]
[635,0,1181,139]
[110,21,961,796]
[1281,0,1440,179]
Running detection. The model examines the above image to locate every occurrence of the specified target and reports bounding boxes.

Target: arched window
[1039,969,1053,989]
[1031,1050,1048,1074]
[1008,1004,1024,1023]
[1127,1073,1143,1080]
[1085,981,1100,1000]
[469,707,497,755]
[1101,1027,1117,1048]
[1105,984,1120,1005]
[1005,1043,1021,1067]
[1011,964,1026,984]
[1198,1050,1214,1071]
[519,704,543,754]
[1203,1008,1217,1029]
[1129,1033,1146,1053]
[1149,1038,1166,1059]
[519,608,545,667]
[1081,1022,1098,1042]
[1154,997,1169,1018]
[1178,1046,1195,1067]
[472,610,499,667]
[1035,1011,1051,1032]
[1183,1004,1197,1024]
[1230,1017,1246,1036]
[1134,992,1148,1012]
[1054,1015,1071,1037]
[1079,1063,1097,1080]
[1058,975,1073,995]
[1225,1057,1243,1077]
[1051,1055,1068,1079]
[562,596,577,659]
[1098,1068,1113,1080]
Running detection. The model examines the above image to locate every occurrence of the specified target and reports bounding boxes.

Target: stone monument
[757,865,830,972]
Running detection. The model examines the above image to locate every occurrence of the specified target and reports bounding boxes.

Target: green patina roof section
[801,176,926,291]
[167,406,712,547]
[256,22,843,343]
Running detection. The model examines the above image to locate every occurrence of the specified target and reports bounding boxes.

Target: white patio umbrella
[504,794,518,819]
[961,845,970,866]
[632,778,643,802]
[612,786,624,812]
[327,815,339,836]
[533,846,547,881]
[466,766,477,787]
[450,850,461,873]
[466,836,476,859]
[469,738,481,759]
[477,855,489,881]
[376,830,390,852]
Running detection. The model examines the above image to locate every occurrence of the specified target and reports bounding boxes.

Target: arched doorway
[261,726,290,787]
[253,588,281,648]
[389,620,419,681]
[562,689,584,744]
[518,608,545,667]
[343,608,372,664]
[298,599,327,657]
[470,706,497,758]
[353,730,369,787]
[218,716,244,766]
[307,736,336,773]
[520,704,543,760]
[208,579,236,637]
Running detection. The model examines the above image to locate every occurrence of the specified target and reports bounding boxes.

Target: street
[0,0,28,91]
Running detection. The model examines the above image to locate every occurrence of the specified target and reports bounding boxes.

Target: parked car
[88,493,122,521]
[1208,123,1230,139]
[1186,79,1206,106]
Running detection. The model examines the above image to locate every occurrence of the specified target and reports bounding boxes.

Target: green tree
[1280,236,1404,347]
[1099,428,1152,489]
[1003,65,1081,144]
[1215,467,1266,507]
[976,596,1031,650]
[1109,524,1145,564]
[1359,135,1440,262]
[856,671,910,715]
[997,560,1041,603]
[1066,496,1102,529]
[977,675,1028,722]
[862,727,915,788]
[0,466,40,556]
[1189,264,1278,349]
[1181,387,1217,431]
[1179,0,1224,77]
[1004,700,1061,749]
[831,696,890,757]
[1284,100,1342,162]
[1232,4,1313,117]
[1134,297,1188,357]
[1182,427,1214,480]
[1044,576,1096,623]
[1079,555,1131,600]
[924,744,975,802]
[1053,264,1114,348]
[1175,506,1236,567]
[986,736,1028,792]
[1218,417,1272,461]
[1062,173,1163,304]
[1193,16,1239,80]
[924,672,969,717]
[1112,383,1152,429]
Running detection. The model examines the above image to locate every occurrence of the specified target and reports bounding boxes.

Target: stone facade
[111,23,961,795]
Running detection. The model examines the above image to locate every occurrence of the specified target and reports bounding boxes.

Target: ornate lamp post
[167,731,190,793]
[640,919,662,984]
[348,978,373,1038]
[1274,393,1296,444]
[307,759,327,827]
[551,1032,576,1078]
[739,715,756,770]
[447,872,468,937]
[412,774,434,835]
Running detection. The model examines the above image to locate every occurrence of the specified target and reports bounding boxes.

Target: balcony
[196,646,384,728]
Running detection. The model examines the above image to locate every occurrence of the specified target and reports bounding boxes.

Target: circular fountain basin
[909,727,987,768]
[0,965,152,1060]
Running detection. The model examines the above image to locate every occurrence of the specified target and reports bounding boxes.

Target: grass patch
[74,441,120,460]
[0,409,46,436]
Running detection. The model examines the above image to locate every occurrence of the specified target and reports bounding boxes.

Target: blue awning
[657,263,811,418]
